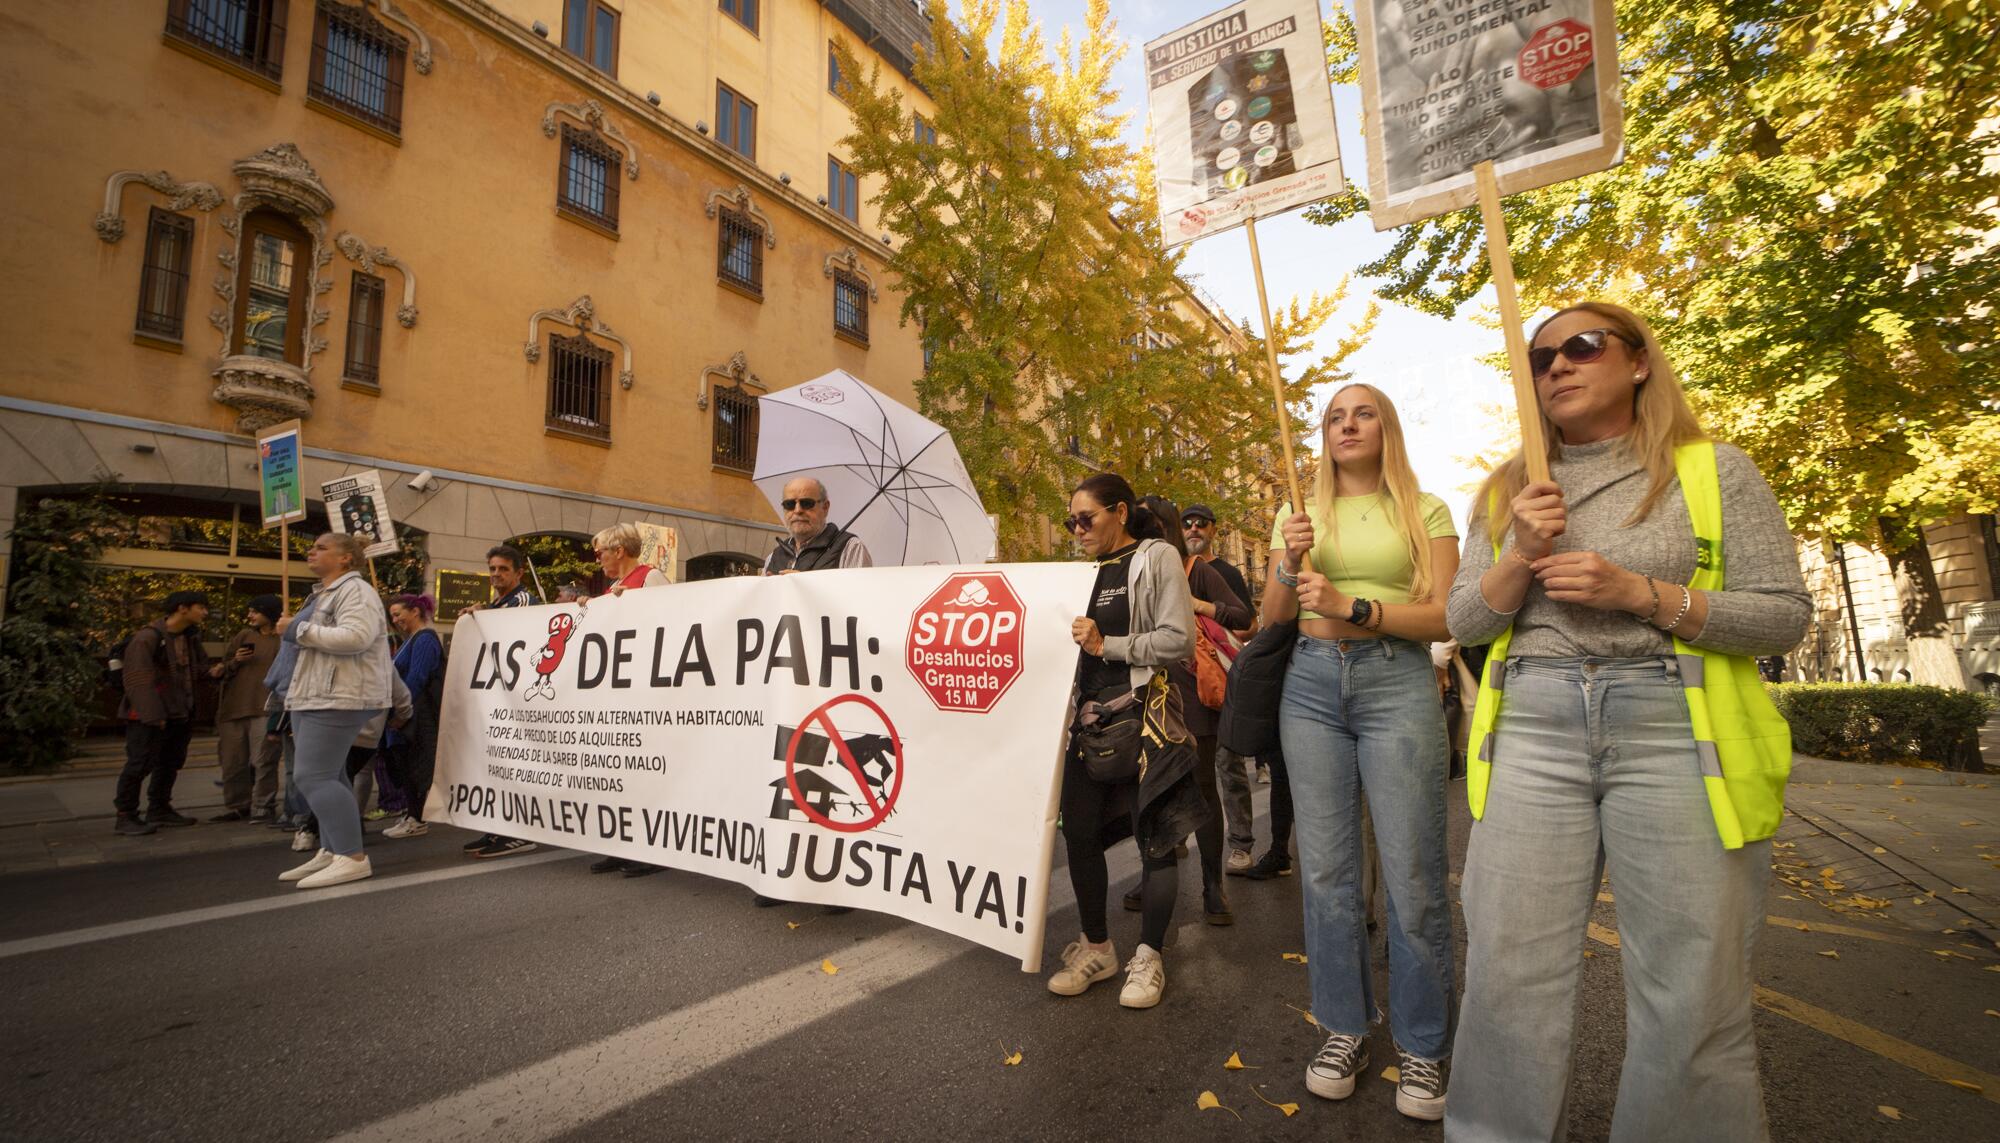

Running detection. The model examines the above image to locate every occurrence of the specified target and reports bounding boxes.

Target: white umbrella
[753,370,995,566]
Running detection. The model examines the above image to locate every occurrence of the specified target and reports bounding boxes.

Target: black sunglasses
[781,497,821,511]
[1061,509,1101,534]
[1181,517,1211,530]
[1528,328,1643,378]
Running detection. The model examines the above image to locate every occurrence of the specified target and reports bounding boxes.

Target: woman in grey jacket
[277,531,394,889]
[1046,473,1200,1010]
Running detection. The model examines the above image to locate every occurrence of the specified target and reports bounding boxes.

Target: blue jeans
[1279,635,1455,1058]
[1446,658,1769,1143]
[291,708,378,857]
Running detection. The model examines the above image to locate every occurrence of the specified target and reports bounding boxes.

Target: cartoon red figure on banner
[523,613,575,701]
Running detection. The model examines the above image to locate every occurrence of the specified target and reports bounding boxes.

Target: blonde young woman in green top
[1264,382,1461,1121]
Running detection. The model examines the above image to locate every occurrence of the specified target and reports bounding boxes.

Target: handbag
[1075,685,1145,783]
[1183,559,1231,710]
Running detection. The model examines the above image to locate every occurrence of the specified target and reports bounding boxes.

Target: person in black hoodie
[113,591,211,835]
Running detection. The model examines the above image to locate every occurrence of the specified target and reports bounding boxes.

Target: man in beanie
[209,595,285,822]
[115,590,212,834]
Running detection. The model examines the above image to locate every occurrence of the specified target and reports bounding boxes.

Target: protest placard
[319,469,398,559]
[428,564,1094,969]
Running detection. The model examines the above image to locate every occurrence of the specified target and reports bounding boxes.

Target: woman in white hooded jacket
[278,531,394,889]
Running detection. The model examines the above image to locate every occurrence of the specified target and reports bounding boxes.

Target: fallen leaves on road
[1818,950,1839,959]
[1794,922,1811,931]
[1961,821,1979,828]
[1845,895,1894,909]
[786,920,814,930]
[999,1040,1022,1066]
[1281,952,1308,965]
[1872,847,1887,854]
[1196,1091,1241,1119]
[1931,949,1975,961]
[1286,1003,1319,1027]
[820,959,840,975]
[1877,1105,1902,1121]
[1251,1086,1300,1117]
[1381,1065,1402,1084]
[1945,1079,1984,1095]
[1224,1051,1257,1070]
[1984,1009,1998,1019]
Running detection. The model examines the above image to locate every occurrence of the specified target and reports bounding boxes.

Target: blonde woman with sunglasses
[1445,303,1808,1141]
[1264,383,1461,1121]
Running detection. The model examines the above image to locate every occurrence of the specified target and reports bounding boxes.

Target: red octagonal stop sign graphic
[1517,18,1594,91]
[906,571,1026,713]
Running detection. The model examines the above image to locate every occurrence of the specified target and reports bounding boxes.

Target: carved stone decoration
[335,232,420,327]
[704,186,778,249]
[211,356,316,434]
[696,351,766,410]
[823,247,880,300]
[525,295,636,389]
[541,99,640,179]
[206,145,339,429]
[94,170,225,242]
[368,0,434,74]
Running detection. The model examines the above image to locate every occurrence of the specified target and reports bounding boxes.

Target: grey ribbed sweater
[1447,437,1810,659]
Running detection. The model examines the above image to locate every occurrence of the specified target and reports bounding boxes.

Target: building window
[716,208,764,296]
[165,0,288,81]
[547,331,612,441]
[719,0,756,34]
[343,271,385,385]
[712,382,758,472]
[716,82,756,160]
[828,41,848,100]
[135,208,195,342]
[558,122,621,233]
[914,114,938,148]
[688,552,762,579]
[561,0,618,75]
[233,210,311,363]
[828,156,859,222]
[833,272,869,345]
[308,0,406,134]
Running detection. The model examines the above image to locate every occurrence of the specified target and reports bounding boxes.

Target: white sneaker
[1394,1050,1448,1121]
[1046,935,1119,996]
[1225,849,1254,875]
[382,816,428,839]
[1118,944,1165,1009]
[297,853,373,889]
[291,828,318,852]
[1305,1031,1369,1100]
[279,849,335,882]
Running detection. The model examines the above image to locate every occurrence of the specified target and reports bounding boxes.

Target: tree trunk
[1880,517,1969,691]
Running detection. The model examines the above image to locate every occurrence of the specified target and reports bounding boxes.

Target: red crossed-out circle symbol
[783,693,904,833]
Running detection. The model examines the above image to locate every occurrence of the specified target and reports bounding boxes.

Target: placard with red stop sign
[906,572,1027,713]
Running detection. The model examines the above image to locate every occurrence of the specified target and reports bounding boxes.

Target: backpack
[107,625,167,690]
[1183,558,1232,710]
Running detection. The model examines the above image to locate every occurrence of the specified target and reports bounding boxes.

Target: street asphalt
[2,783,1997,1142]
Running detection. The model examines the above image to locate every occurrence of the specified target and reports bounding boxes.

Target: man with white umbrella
[761,477,873,574]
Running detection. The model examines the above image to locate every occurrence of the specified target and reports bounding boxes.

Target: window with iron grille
[558,122,620,232]
[719,0,757,34]
[712,383,758,472]
[546,332,612,441]
[308,0,405,134]
[833,272,869,344]
[828,156,859,222]
[135,208,195,341]
[343,271,385,385]
[716,82,756,160]
[166,0,288,81]
[716,208,763,296]
[561,0,619,75]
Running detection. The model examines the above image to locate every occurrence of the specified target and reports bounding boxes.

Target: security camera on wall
[408,470,438,493]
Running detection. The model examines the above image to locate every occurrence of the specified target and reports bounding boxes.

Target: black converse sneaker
[1394,1050,1448,1121]
[1305,1031,1369,1100]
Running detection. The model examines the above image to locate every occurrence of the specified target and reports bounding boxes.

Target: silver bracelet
[1660,584,1693,633]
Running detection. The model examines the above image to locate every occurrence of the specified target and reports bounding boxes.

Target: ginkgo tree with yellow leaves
[834,0,1371,556]
[1311,0,2000,687]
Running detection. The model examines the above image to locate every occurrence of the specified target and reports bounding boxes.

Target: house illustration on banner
[769,771,844,822]
[768,723,898,824]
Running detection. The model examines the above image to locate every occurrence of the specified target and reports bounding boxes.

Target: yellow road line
[1585,923,1999,1103]
[1763,915,1995,955]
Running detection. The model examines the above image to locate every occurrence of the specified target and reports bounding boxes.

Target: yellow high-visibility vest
[1464,441,1792,848]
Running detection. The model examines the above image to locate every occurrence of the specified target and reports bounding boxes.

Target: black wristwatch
[1348,597,1374,628]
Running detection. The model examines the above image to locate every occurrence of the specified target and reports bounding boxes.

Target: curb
[1786,803,2000,952]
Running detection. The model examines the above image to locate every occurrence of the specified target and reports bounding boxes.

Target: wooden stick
[1244,213,1313,573]
[280,521,290,609]
[1475,161,1552,484]
[367,556,380,590]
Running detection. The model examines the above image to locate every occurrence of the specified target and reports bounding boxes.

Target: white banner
[1145,0,1346,247]
[427,564,1095,969]
[1356,0,1624,228]
[320,469,398,559]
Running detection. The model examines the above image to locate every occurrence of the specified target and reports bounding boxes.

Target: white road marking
[0,850,578,959]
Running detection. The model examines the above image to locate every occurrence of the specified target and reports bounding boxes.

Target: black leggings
[1189,734,1225,907]
[1263,745,1294,853]
[384,711,439,822]
[1060,747,1177,949]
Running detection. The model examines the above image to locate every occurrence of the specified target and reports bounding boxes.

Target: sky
[1016,0,1516,526]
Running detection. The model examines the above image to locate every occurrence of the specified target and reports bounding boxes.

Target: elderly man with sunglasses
[762,477,873,574]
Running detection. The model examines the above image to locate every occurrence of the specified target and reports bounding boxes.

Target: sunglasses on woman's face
[781,497,821,511]
[1062,509,1101,534]
[1529,328,1641,378]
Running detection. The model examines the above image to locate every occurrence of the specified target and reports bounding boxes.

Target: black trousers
[116,719,192,815]
[383,711,438,821]
[1263,744,1294,852]
[1060,746,1177,949]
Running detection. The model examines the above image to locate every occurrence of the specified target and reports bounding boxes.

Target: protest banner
[256,420,306,600]
[634,523,680,583]
[1354,0,1625,480]
[427,563,1094,970]
[1145,0,1346,248]
[320,469,398,560]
